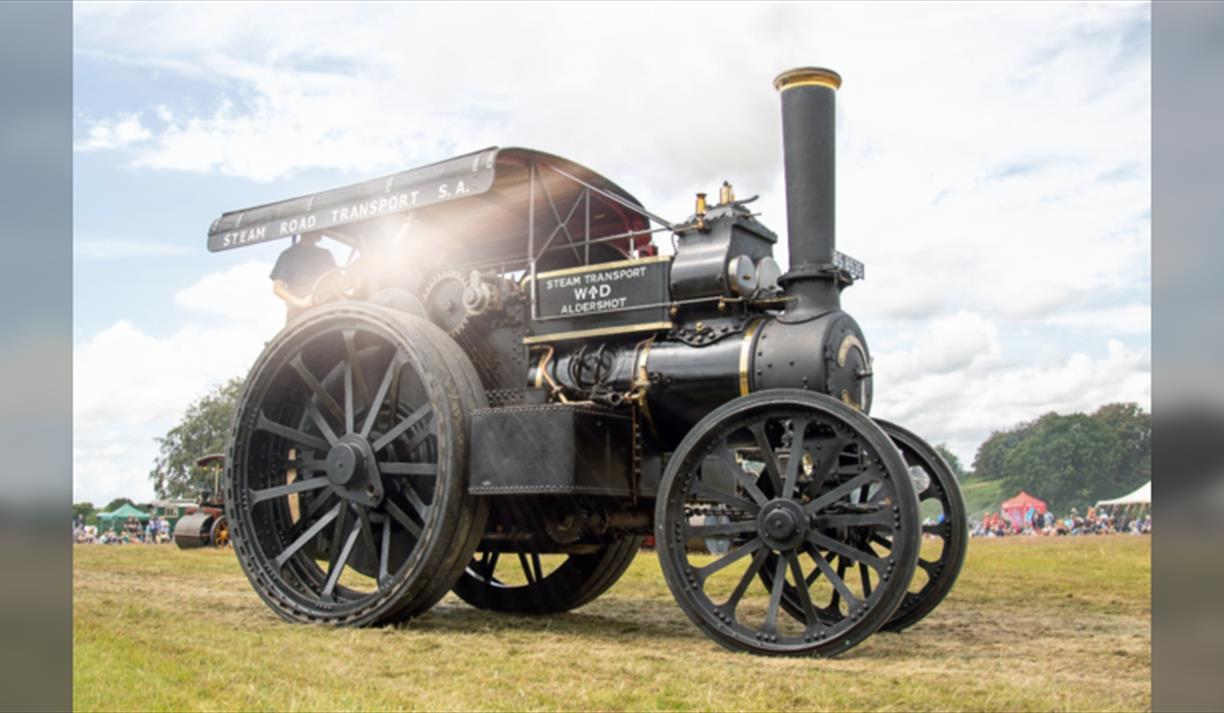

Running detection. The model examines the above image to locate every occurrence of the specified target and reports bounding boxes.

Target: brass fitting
[719,181,735,205]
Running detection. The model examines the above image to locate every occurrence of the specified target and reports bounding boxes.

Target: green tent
[97,503,151,533]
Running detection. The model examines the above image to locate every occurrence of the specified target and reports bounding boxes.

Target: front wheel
[655,390,921,657]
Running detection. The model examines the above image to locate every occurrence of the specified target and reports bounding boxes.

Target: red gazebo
[1000,491,1048,530]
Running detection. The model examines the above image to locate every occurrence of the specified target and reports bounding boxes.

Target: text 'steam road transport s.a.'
[206,67,967,657]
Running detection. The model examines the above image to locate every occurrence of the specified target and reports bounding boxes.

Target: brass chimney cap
[773,67,842,92]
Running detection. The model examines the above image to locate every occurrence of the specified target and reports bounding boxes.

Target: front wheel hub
[758,499,807,551]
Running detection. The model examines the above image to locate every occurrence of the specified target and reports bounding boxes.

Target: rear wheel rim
[227,308,473,624]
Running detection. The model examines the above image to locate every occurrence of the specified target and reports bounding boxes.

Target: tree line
[970,402,1150,511]
[76,379,1149,518]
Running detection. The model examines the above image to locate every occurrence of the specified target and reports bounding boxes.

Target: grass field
[73,536,1150,712]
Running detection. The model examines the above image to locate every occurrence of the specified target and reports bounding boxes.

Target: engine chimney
[773,66,842,319]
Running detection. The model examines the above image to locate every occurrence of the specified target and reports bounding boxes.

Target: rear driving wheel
[225,304,486,625]
[454,534,641,613]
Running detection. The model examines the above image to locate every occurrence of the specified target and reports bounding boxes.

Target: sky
[71,1,1151,505]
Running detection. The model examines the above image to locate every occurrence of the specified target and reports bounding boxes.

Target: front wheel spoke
[859,562,873,598]
[251,476,329,504]
[803,472,880,515]
[322,516,361,600]
[695,537,763,582]
[803,543,835,582]
[378,462,438,477]
[817,553,860,611]
[763,555,788,633]
[371,404,433,452]
[723,548,768,614]
[807,435,852,493]
[787,551,820,629]
[922,523,944,536]
[870,532,894,549]
[274,502,341,569]
[257,412,330,452]
[807,531,886,572]
[718,447,768,506]
[691,482,760,515]
[687,519,758,538]
[813,510,894,530]
[361,356,404,438]
[749,423,784,495]
[385,499,422,539]
[782,418,809,498]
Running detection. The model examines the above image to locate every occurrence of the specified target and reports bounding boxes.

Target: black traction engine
[207,67,967,656]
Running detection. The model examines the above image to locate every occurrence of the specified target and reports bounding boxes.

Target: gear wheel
[421,270,471,336]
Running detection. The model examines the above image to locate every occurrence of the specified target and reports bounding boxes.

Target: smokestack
[773,66,842,315]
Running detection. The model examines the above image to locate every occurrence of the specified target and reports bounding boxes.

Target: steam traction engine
[209,68,966,656]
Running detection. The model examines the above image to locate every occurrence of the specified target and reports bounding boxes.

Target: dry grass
[73,536,1150,711]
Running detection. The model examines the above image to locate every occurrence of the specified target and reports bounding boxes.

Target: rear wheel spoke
[251,476,329,505]
[378,462,438,477]
[274,502,341,569]
[372,404,432,452]
[361,356,403,438]
[257,412,330,452]
[289,354,343,422]
[385,499,423,539]
[342,330,371,417]
[322,515,361,601]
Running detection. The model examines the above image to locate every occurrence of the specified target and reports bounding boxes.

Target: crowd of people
[970,506,1151,537]
[73,514,175,544]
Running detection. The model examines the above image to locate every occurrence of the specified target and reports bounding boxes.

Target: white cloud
[72,261,281,503]
[73,111,152,151]
[1044,304,1151,334]
[74,238,194,261]
[872,334,1150,465]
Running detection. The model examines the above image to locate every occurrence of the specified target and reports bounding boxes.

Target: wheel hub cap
[326,442,363,486]
[758,499,807,551]
[324,436,383,506]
